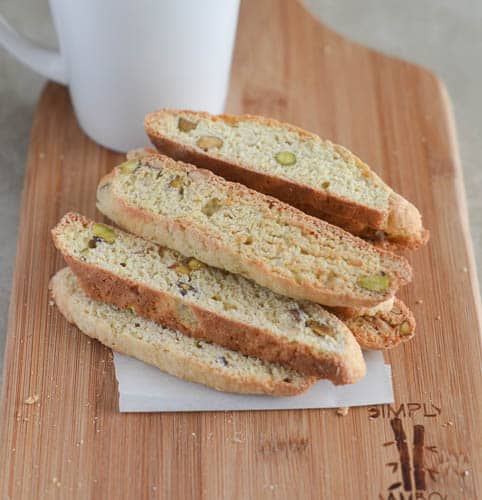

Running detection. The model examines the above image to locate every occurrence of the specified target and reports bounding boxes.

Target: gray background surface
[0,0,481,386]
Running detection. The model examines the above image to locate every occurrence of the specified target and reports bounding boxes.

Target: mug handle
[0,13,67,84]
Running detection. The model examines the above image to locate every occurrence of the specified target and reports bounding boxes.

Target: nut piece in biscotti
[144,110,429,249]
[51,212,366,383]
[50,268,314,396]
[96,154,412,309]
[333,298,416,350]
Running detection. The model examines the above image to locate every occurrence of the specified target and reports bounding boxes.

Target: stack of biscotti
[51,111,426,397]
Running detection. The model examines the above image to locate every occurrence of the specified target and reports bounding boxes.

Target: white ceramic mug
[0,0,240,152]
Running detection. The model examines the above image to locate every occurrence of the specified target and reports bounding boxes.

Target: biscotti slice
[52,213,365,383]
[96,154,412,308]
[331,298,415,350]
[145,110,428,249]
[51,268,313,396]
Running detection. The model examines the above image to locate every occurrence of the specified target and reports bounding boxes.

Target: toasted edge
[335,298,416,350]
[50,268,315,396]
[330,297,395,320]
[144,110,428,249]
[384,193,430,249]
[126,147,157,160]
[51,212,366,384]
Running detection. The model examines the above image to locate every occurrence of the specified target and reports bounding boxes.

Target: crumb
[191,432,196,437]
[39,152,45,159]
[24,394,39,405]
[48,300,55,307]
[435,315,441,320]
[443,421,454,427]
[463,470,470,477]
[152,486,158,492]
[415,299,424,305]
[462,267,468,273]
[336,407,349,416]
[232,431,244,443]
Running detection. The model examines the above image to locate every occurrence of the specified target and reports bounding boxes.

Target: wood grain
[1,0,481,498]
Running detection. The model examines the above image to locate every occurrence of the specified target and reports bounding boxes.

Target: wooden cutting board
[1,0,481,498]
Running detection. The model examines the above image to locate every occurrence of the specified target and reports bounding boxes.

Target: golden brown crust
[335,298,416,350]
[97,155,412,308]
[50,268,313,396]
[145,110,428,249]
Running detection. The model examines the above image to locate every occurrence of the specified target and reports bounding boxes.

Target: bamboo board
[1,0,481,498]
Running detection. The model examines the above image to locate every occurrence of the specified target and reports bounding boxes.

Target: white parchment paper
[113,350,393,412]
